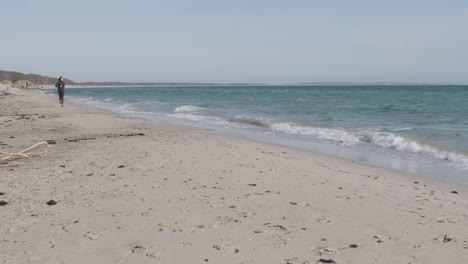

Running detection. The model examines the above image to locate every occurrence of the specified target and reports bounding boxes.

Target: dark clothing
[58,87,65,104]
[55,80,65,89]
[56,80,65,105]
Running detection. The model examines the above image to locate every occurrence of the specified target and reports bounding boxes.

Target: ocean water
[48,85,468,183]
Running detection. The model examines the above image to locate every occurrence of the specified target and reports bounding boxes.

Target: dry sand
[1,88,468,264]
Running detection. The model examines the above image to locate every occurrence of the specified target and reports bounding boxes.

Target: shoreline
[2,87,468,263]
[48,86,468,184]
[31,88,464,185]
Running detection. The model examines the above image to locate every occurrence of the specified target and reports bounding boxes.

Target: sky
[1,0,468,83]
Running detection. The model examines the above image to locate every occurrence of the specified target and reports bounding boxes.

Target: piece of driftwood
[0,142,49,160]
[106,133,145,138]
[67,137,96,142]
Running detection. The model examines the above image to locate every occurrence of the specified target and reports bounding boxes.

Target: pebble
[46,200,57,206]
[318,259,336,263]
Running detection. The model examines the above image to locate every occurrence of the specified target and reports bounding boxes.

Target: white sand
[1,88,468,264]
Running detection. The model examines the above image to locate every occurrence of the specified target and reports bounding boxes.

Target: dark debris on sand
[318,259,337,263]
[46,200,57,206]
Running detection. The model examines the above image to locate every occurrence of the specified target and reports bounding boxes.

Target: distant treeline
[0,70,225,86]
[0,70,75,85]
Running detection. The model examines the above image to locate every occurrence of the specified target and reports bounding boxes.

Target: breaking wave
[231,118,468,169]
[271,122,361,143]
[167,113,228,125]
[119,103,136,112]
[174,105,206,113]
[360,132,468,168]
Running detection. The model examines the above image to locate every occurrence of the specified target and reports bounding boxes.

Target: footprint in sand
[374,234,391,243]
[311,246,337,256]
[84,231,102,240]
[289,201,309,207]
[316,217,331,224]
[212,243,239,253]
[131,245,163,259]
[158,223,181,232]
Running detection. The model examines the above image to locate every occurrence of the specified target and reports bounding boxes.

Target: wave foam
[174,105,206,113]
[119,103,136,112]
[363,132,468,168]
[167,113,227,125]
[271,122,361,143]
[268,122,468,169]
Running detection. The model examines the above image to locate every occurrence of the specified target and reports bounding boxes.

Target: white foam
[269,122,468,169]
[364,131,468,168]
[167,113,228,125]
[119,103,136,112]
[174,105,206,113]
[271,122,361,144]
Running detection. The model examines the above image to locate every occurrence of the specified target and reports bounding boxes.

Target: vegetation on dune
[0,70,75,85]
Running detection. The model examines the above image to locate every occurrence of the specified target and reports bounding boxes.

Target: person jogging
[55,76,65,107]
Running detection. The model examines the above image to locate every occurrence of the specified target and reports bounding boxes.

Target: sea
[45,85,468,183]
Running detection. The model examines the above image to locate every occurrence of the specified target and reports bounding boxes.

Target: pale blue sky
[1,0,468,83]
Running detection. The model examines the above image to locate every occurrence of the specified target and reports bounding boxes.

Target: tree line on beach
[0,70,75,87]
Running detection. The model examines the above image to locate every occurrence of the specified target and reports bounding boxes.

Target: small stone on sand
[46,200,57,206]
[318,259,336,263]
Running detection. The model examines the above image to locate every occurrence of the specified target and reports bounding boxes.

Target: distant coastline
[0,69,459,89]
[44,82,460,90]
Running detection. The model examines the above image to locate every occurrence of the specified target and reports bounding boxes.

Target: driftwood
[66,133,144,142]
[0,142,49,160]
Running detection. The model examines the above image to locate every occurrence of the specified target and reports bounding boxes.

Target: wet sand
[1,87,468,263]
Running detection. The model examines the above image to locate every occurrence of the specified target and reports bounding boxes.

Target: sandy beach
[1,87,468,263]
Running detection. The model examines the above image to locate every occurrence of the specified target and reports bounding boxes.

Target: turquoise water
[52,85,468,182]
